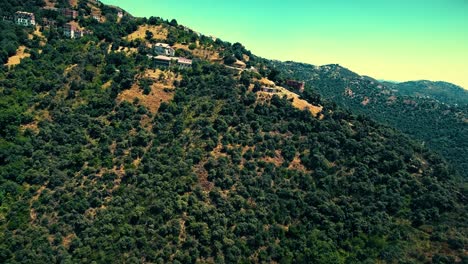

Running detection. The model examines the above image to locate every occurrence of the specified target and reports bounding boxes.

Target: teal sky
[102,0,468,88]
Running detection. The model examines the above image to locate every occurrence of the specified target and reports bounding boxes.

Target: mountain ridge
[274,60,468,177]
[0,0,467,263]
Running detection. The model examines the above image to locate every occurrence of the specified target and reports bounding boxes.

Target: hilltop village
[2,0,312,108]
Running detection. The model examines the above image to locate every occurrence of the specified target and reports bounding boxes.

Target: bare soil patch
[117,69,179,113]
[173,43,221,61]
[69,0,78,8]
[5,46,30,66]
[125,25,168,41]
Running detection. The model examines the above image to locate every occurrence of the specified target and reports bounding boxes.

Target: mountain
[383,80,468,105]
[274,62,468,177]
[0,0,467,263]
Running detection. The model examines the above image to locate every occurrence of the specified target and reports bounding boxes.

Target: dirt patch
[194,162,213,191]
[29,185,46,222]
[117,70,178,114]
[34,26,45,40]
[102,80,112,89]
[288,154,309,173]
[258,77,275,87]
[69,0,78,8]
[290,92,323,116]
[178,212,188,243]
[361,97,370,106]
[211,143,227,158]
[64,64,78,75]
[5,46,30,66]
[125,25,168,41]
[62,233,75,249]
[262,150,284,167]
[20,110,51,134]
[20,122,40,134]
[257,86,323,117]
[116,46,138,55]
[140,114,153,131]
[44,0,55,8]
[173,43,221,61]
[28,26,45,45]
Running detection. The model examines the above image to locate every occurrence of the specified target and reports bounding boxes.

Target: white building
[177,57,192,68]
[15,11,36,26]
[64,23,76,38]
[154,43,175,57]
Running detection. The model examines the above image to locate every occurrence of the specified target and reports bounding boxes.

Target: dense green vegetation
[383,80,468,105]
[0,1,467,263]
[275,62,468,177]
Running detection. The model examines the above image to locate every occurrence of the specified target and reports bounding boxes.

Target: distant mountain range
[274,61,468,177]
[383,80,468,105]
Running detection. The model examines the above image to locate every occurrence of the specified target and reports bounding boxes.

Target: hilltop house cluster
[63,23,93,38]
[148,43,192,69]
[41,7,95,38]
[42,7,78,19]
[3,9,93,39]
[2,11,37,26]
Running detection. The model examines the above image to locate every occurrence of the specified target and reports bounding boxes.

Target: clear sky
[102,0,468,89]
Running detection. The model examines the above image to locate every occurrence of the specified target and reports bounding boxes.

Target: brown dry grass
[288,154,309,173]
[290,93,323,116]
[117,46,138,54]
[20,123,40,134]
[262,150,284,167]
[211,143,228,158]
[44,0,55,8]
[125,25,168,41]
[64,64,78,75]
[257,86,323,117]
[68,20,82,30]
[258,77,275,87]
[69,0,78,8]
[5,46,30,66]
[117,69,178,114]
[20,110,51,134]
[178,212,188,243]
[62,233,75,249]
[194,162,213,191]
[102,80,112,89]
[28,26,45,44]
[29,185,46,222]
[140,114,153,131]
[173,43,221,61]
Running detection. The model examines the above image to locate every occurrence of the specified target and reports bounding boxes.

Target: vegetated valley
[0,0,467,263]
[273,62,468,177]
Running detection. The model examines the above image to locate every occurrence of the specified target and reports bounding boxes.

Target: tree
[170,19,178,26]
[188,43,197,50]
[145,30,153,40]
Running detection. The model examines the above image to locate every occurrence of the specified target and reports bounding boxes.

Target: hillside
[0,1,467,263]
[274,62,468,177]
[383,80,468,105]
